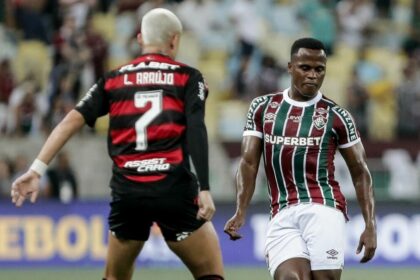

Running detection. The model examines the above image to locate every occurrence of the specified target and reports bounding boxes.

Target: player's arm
[224,135,262,240]
[11,110,85,206]
[184,71,214,221]
[11,78,107,207]
[340,142,377,263]
[36,110,85,166]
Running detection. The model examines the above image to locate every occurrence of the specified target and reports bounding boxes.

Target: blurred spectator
[84,15,108,80]
[336,0,375,48]
[374,0,392,19]
[229,0,260,61]
[383,149,420,199]
[254,54,286,96]
[0,58,15,134]
[97,0,115,13]
[353,46,396,140]
[15,85,36,135]
[59,0,97,30]
[0,157,12,198]
[177,0,231,52]
[229,0,262,99]
[52,12,78,66]
[0,0,15,28]
[43,151,78,203]
[346,68,369,138]
[51,12,93,103]
[298,0,337,55]
[395,59,420,139]
[354,45,383,86]
[13,0,50,43]
[270,0,302,36]
[7,77,44,136]
[110,0,145,65]
[116,0,144,14]
[232,56,255,100]
[47,70,77,130]
[402,0,420,58]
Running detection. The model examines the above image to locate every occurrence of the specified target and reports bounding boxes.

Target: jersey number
[134,90,163,151]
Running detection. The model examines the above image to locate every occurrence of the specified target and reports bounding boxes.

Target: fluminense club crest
[312,108,328,129]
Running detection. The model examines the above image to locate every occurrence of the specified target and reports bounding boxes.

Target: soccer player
[11,8,224,280]
[224,38,376,280]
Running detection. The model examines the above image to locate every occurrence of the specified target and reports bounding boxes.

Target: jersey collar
[283,87,322,107]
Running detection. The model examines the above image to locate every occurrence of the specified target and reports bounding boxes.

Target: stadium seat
[13,40,51,89]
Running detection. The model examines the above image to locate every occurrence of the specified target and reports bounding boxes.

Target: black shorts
[108,183,205,242]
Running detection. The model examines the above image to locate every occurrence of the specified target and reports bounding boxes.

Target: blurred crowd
[0,151,78,202]
[1,0,420,200]
[0,0,420,139]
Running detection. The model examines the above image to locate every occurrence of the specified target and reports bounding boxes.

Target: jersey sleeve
[75,78,108,127]
[332,106,361,148]
[243,96,268,138]
[184,70,210,190]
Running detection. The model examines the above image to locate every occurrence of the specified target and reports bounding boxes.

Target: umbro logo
[176,231,191,241]
[264,113,276,122]
[326,249,339,260]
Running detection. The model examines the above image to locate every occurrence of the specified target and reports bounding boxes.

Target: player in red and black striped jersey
[11,8,224,280]
[76,45,210,198]
[224,38,377,280]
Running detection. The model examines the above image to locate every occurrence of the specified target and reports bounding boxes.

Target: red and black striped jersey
[244,88,361,218]
[75,54,209,196]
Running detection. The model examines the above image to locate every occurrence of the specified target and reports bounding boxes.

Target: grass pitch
[0,267,420,280]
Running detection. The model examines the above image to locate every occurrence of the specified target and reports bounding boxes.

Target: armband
[30,159,48,176]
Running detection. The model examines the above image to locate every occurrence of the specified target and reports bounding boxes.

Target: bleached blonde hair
[141,8,183,46]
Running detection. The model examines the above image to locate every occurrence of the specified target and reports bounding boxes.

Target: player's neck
[142,46,174,59]
[289,86,317,102]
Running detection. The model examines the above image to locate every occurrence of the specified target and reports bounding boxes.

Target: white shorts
[264,203,346,277]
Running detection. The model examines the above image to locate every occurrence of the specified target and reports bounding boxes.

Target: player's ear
[170,33,180,51]
[287,62,292,74]
[137,33,144,47]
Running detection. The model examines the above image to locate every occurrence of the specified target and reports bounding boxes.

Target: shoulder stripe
[243,131,263,138]
[338,138,361,149]
[331,107,358,143]
[245,95,270,131]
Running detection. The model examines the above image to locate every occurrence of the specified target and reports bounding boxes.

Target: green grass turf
[0,267,419,280]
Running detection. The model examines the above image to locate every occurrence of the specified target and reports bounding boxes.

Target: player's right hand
[224,212,245,241]
[356,225,377,263]
[11,170,41,207]
[197,190,216,221]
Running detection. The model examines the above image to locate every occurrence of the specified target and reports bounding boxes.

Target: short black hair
[290,38,326,58]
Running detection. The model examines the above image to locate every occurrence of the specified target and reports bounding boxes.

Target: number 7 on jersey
[134,90,163,151]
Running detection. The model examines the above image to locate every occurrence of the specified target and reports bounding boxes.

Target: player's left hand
[11,170,41,207]
[356,225,377,263]
[196,190,216,221]
[224,212,245,241]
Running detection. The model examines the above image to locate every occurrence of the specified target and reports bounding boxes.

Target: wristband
[30,159,48,176]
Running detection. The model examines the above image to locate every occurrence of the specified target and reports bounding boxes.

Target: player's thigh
[274,258,311,280]
[105,231,145,280]
[265,207,310,278]
[106,197,152,279]
[300,204,346,271]
[166,222,224,278]
[312,269,342,280]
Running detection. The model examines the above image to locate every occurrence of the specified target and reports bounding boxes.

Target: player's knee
[197,275,224,280]
[275,270,311,280]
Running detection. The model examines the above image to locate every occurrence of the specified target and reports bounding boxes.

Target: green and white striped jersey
[244,88,360,218]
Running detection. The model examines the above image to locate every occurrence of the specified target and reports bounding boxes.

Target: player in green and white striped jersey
[225,38,377,280]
